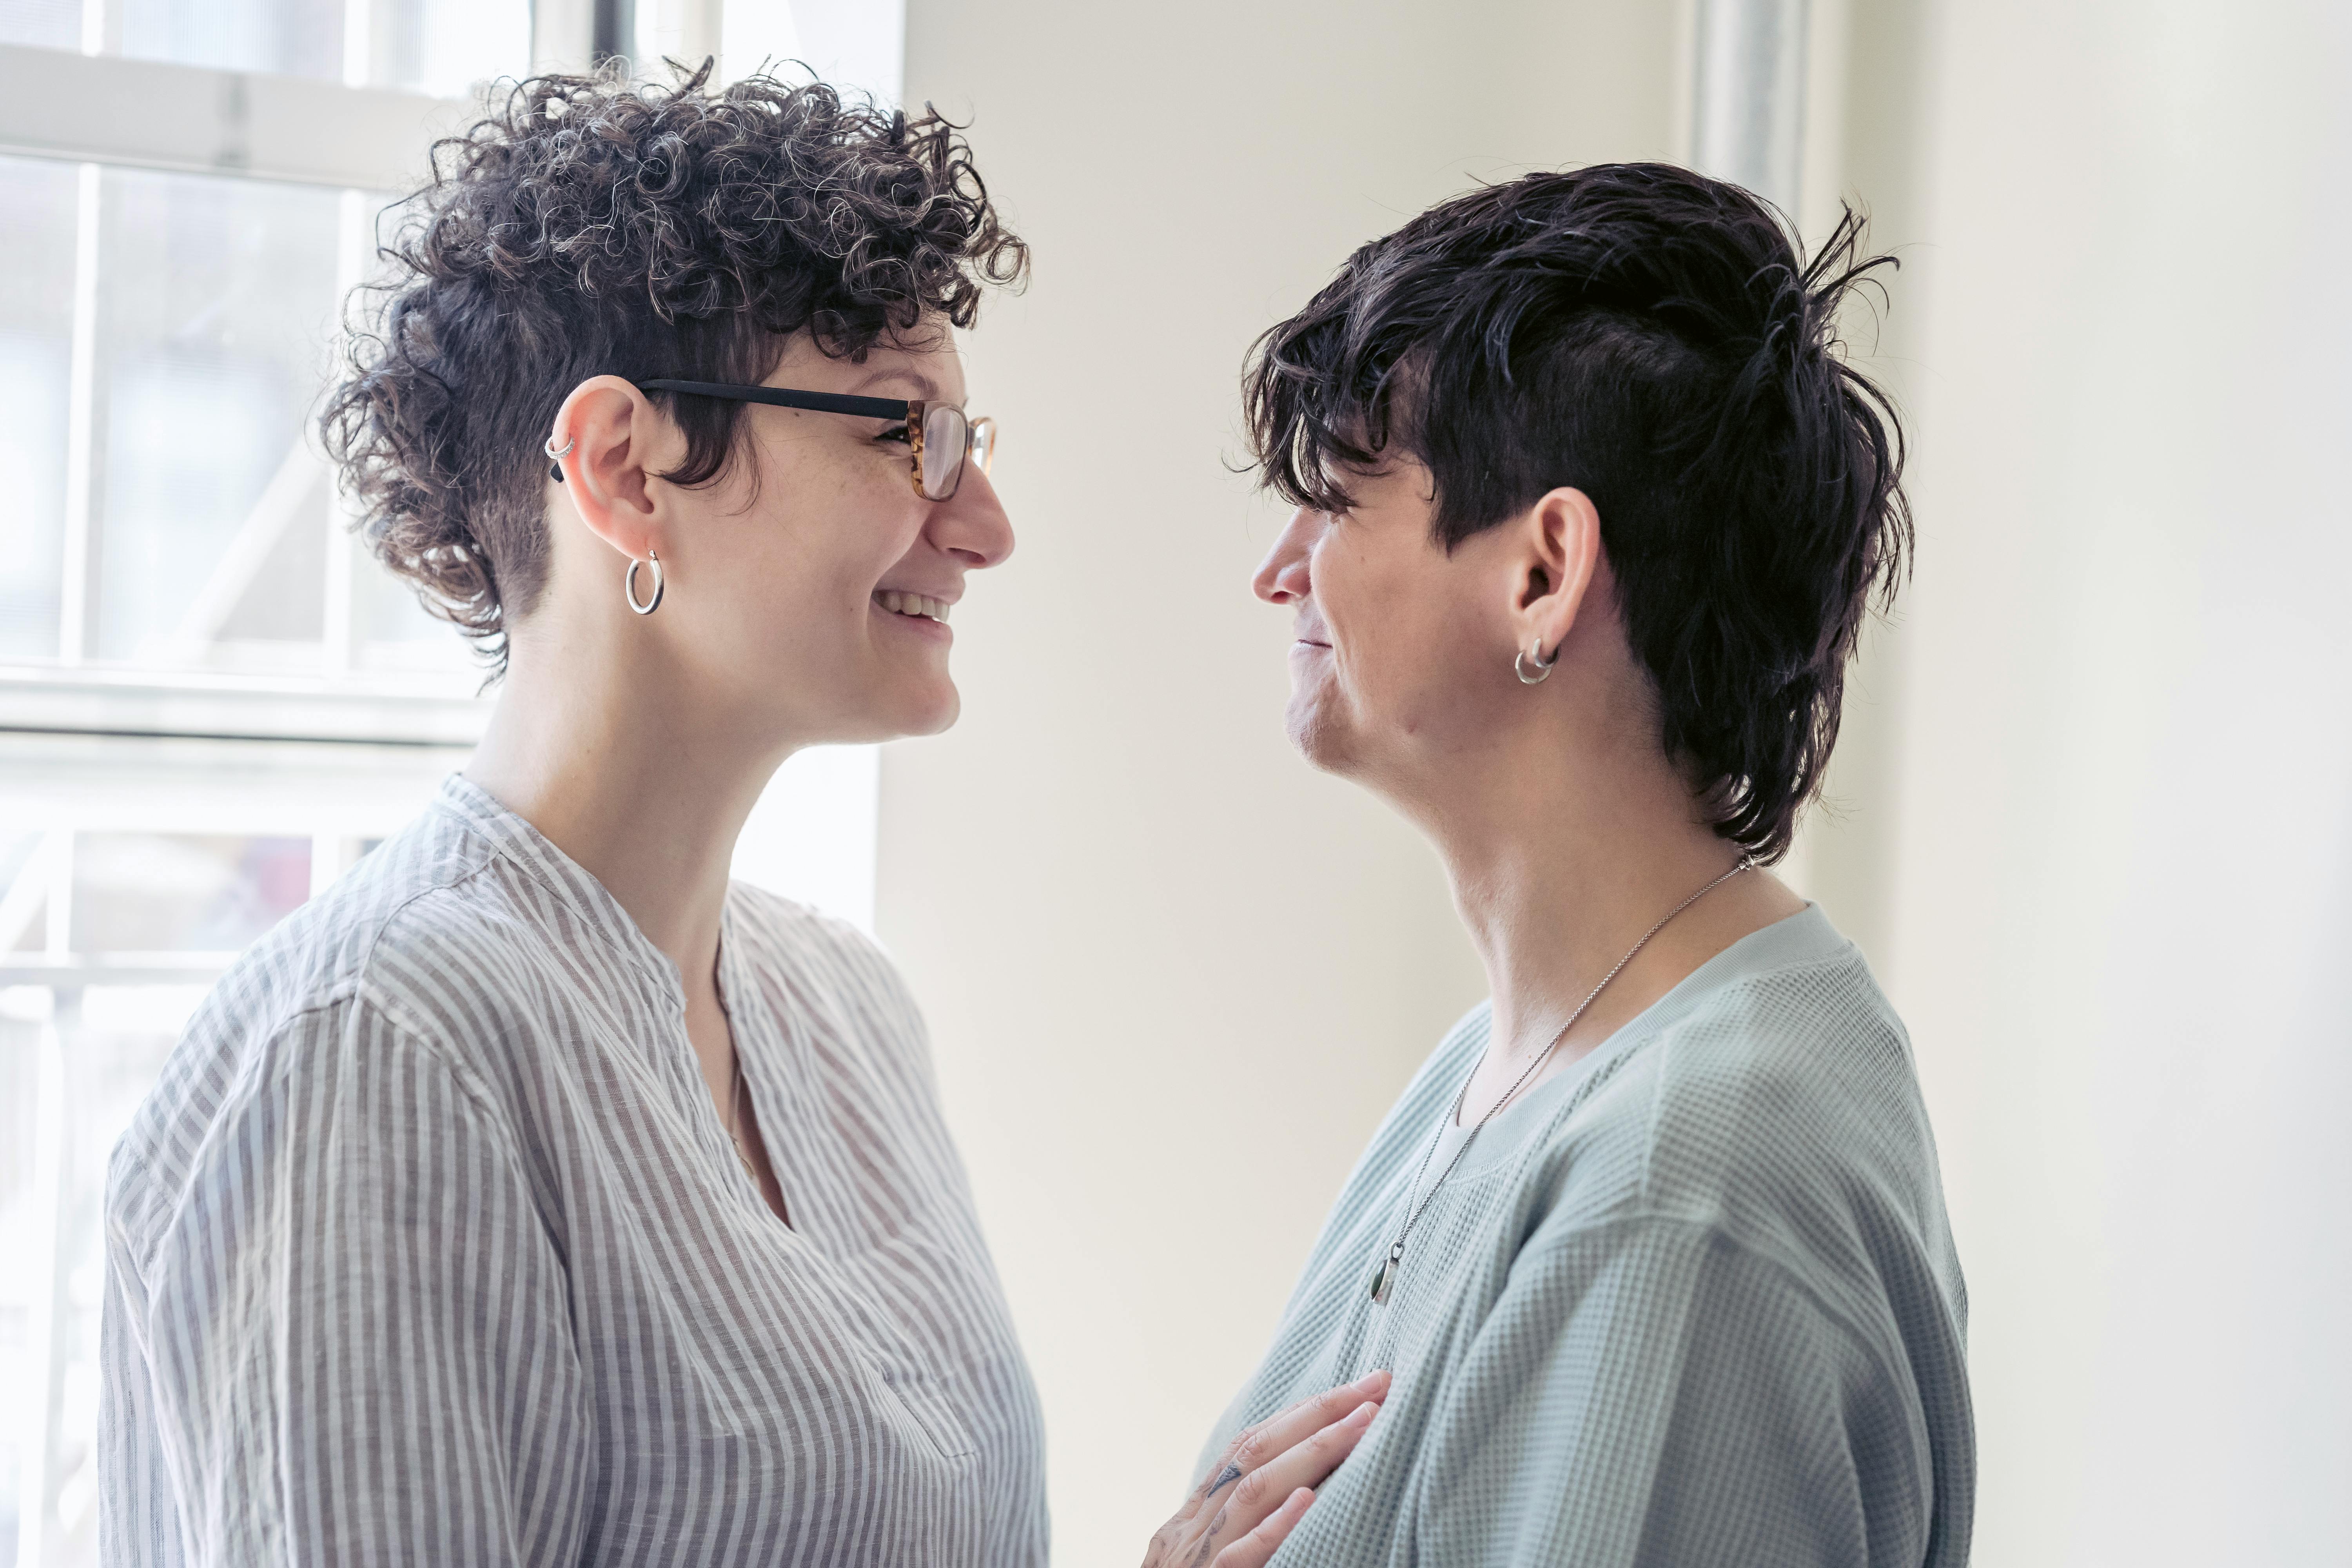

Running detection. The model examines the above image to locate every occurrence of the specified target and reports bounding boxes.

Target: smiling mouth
[875,590,951,624]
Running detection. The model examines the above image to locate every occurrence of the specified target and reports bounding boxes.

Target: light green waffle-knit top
[1201,905,1972,1567]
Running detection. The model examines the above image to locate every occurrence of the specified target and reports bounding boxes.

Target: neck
[1394,714,1792,1069]
[465,601,787,991]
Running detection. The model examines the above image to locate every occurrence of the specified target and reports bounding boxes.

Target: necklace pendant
[1370,1247,1401,1305]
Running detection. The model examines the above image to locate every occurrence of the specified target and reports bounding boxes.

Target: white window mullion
[323,187,369,677]
[11,995,71,1568]
[56,161,102,667]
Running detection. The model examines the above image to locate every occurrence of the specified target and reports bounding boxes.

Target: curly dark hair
[1243,163,1909,864]
[321,62,1027,671]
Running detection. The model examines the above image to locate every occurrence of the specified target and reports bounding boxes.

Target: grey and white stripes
[98,775,1049,1566]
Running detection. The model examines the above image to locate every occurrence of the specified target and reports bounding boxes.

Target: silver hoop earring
[624,551,663,616]
[1514,643,1556,685]
[544,432,574,482]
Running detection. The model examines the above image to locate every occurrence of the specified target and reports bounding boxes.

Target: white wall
[1809,0,2352,1562]
[884,2,1674,1559]
[885,0,2352,1561]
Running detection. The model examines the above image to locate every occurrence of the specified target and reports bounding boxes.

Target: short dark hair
[1243,163,1909,863]
[321,63,1026,671]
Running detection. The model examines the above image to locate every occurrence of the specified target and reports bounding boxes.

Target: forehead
[764,328,969,405]
[1339,452,1435,512]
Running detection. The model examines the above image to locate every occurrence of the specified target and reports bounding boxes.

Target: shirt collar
[430,771,684,995]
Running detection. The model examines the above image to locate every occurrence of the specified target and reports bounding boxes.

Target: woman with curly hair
[96,67,1377,1568]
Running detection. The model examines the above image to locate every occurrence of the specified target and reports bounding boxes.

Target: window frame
[0,13,892,1557]
[0,0,607,748]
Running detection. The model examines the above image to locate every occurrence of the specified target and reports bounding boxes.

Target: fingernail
[1352,1400,1378,1421]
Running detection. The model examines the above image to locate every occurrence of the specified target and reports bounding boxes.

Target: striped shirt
[98,775,1049,1567]
[1201,905,1972,1567]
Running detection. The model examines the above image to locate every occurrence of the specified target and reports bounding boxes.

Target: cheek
[761,487,919,610]
[1323,555,1425,688]
[1325,564,1487,733]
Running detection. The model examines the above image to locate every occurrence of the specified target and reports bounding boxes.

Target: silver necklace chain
[1369,855,1756,1305]
[727,1057,761,1185]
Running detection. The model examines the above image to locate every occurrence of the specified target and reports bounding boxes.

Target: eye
[877,423,912,446]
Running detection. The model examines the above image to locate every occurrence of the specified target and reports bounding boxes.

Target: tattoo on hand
[1207,1464,1243,1499]
[1186,1505,1232,1568]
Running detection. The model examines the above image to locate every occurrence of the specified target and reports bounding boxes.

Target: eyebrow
[847,366,948,403]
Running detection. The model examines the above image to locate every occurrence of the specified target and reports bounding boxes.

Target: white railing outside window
[0,3,899,1559]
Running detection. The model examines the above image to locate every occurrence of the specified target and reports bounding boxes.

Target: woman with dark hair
[96,67,1378,1568]
[1216,165,1974,1566]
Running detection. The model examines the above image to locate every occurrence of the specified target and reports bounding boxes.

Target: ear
[546,375,682,563]
[1510,486,1603,666]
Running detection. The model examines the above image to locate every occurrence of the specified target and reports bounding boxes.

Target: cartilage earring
[544,432,574,482]
[624,550,663,615]
[1514,641,1556,684]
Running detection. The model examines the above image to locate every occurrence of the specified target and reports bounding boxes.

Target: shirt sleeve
[1407,1214,1929,1568]
[99,998,593,1566]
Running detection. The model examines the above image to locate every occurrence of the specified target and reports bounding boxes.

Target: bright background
[3,1,2348,1565]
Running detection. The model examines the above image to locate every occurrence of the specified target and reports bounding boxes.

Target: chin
[1285,690,1360,776]
[894,679,962,739]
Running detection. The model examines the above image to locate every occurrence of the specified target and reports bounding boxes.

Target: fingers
[1208,1398,1378,1547]
[1212,1487,1313,1568]
[1223,1368,1390,1481]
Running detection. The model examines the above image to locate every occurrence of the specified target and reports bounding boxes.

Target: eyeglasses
[637,379,996,501]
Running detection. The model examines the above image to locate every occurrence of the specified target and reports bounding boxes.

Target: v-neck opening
[716,897,802,1235]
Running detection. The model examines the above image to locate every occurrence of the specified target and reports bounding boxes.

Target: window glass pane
[340,189,484,675]
[0,156,79,661]
[370,0,532,96]
[353,554,477,672]
[0,0,79,50]
[105,0,528,90]
[93,168,340,668]
[0,992,48,1557]
[70,833,311,953]
[1,832,46,955]
[116,0,341,80]
[1,985,201,1565]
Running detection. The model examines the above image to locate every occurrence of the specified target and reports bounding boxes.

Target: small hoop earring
[624,551,663,616]
[544,432,574,483]
[1514,643,1556,685]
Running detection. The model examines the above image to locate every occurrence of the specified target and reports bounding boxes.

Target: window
[0,4,901,1559]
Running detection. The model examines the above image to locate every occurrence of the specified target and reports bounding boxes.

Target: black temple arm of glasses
[639,379,910,418]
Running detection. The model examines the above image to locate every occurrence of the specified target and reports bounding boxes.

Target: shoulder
[1533,910,1949,1285]
[107,806,550,1238]
[728,881,902,980]
[1644,935,1924,1197]
[201,800,605,1053]
[727,883,915,1010]
[724,882,933,1062]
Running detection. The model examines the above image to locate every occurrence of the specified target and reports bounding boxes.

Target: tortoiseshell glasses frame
[635,378,996,501]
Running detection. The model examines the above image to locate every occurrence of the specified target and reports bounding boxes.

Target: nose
[928,462,1015,570]
[1253,507,1322,604]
